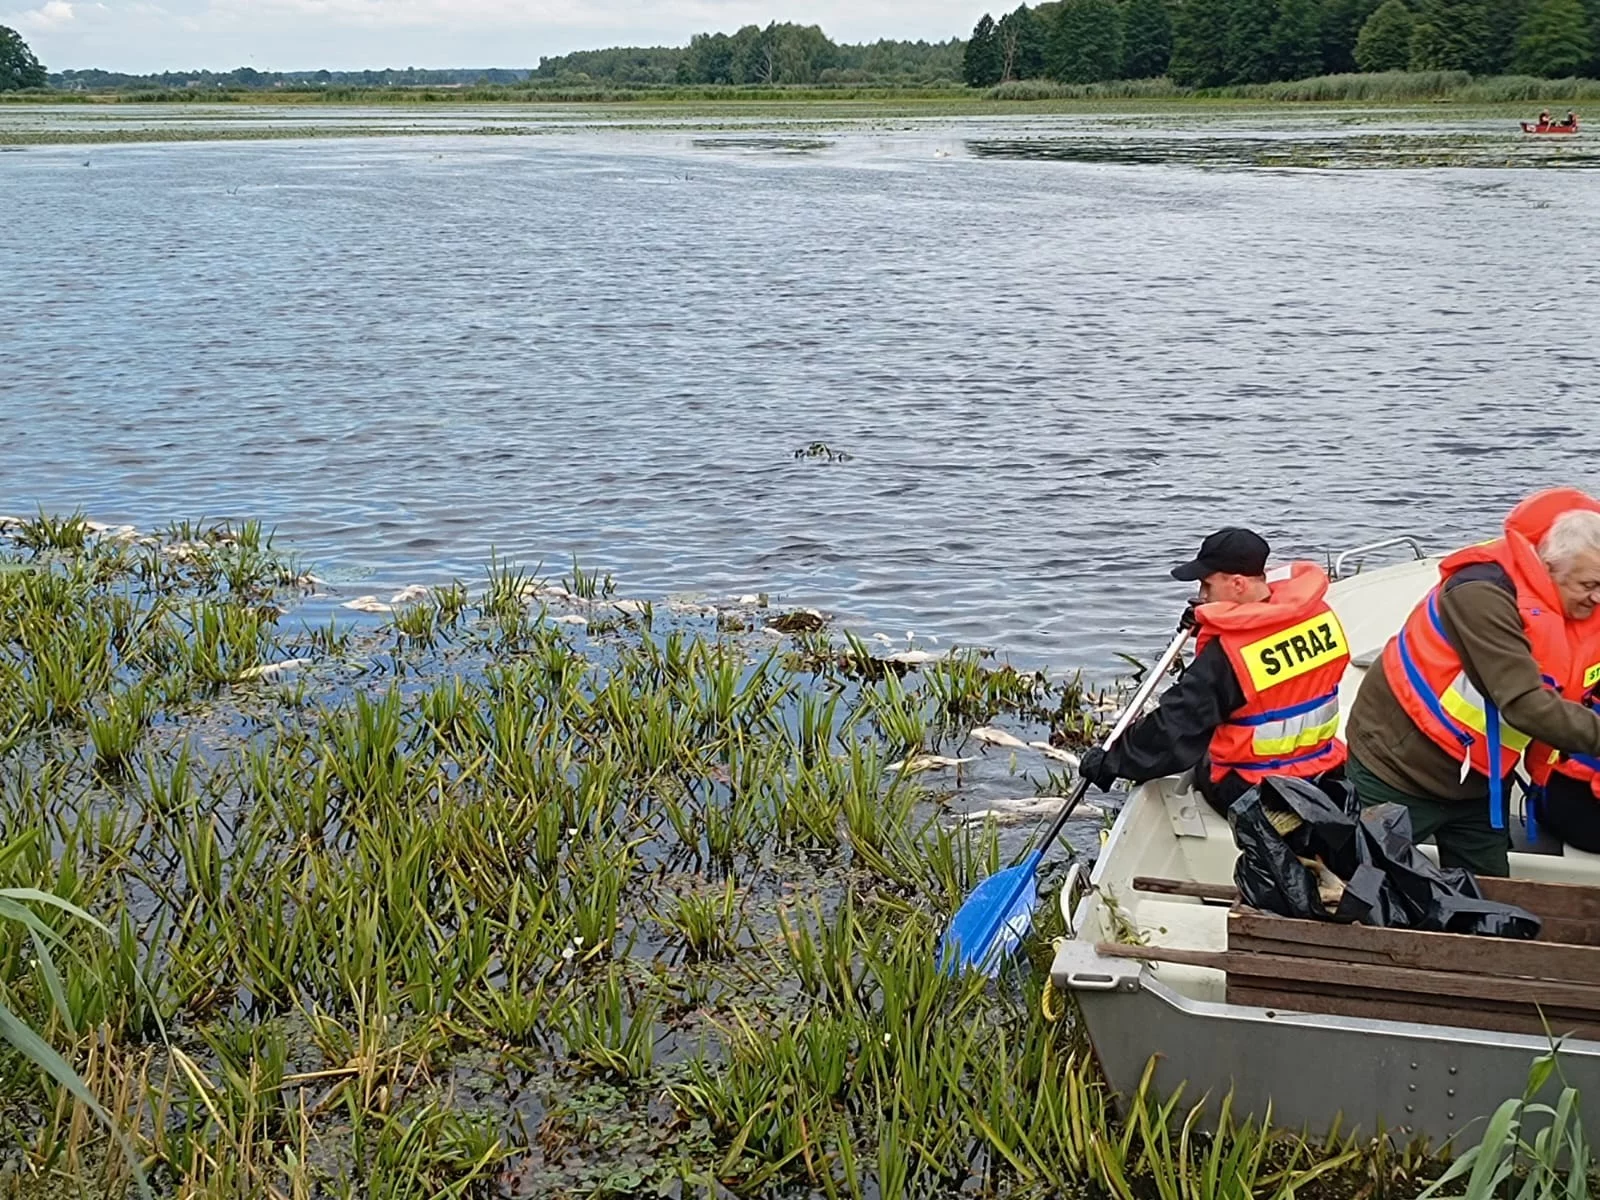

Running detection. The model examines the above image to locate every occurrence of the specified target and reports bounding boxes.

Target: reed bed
[0,513,1468,1198]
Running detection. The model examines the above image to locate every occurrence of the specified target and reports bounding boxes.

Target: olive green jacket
[1346,569,1600,803]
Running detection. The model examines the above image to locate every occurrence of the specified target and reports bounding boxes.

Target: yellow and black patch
[1239,612,1349,692]
[1585,661,1600,690]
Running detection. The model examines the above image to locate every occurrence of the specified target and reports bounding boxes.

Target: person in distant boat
[1538,108,1553,127]
[1344,489,1600,877]
[1078,528,1350,816]
[1563,110,1579,128]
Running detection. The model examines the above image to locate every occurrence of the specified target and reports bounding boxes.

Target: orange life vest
[1527,602,1600,804]
[1381,488,1600,825]
[1195,561,1350,785]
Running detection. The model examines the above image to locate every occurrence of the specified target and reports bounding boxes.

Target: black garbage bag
[1229,790,1333,921]
[1227,775,1541,940]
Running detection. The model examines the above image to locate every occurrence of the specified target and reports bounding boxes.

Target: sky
[3,0,977,73]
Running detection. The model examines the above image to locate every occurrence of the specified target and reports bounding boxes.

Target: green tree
[0,24,45,91]
[771,23,838,81]
[1169,0,1234,83]
[1408,0,1492,70]
[681,31,735,82]
[1354,0,1416,69]
[964,13,1005,84]
[996,5,1049,79]
[1514,0,1592,74]
[1049,0,1124,80]
[1120,0,1174,76]
[1227,0,1281,80]
[1486,0,1531,70]
[1270,0,1326,78]
[1320,0,1383,73]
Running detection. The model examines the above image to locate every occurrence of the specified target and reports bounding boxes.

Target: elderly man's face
[1555,549,1600,620]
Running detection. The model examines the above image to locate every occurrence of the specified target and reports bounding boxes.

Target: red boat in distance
[1521,120,1579,134]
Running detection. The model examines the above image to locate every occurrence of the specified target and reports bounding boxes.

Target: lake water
[4,107,1598,672]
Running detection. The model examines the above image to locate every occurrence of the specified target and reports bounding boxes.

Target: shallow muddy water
[3,107,1597,672]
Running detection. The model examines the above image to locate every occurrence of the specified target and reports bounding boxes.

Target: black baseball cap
[1170,527,1270,582]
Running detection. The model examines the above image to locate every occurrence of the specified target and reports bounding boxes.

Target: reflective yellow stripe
[1249,695,1342,758]
[1439,673,1532,752]
[1253,715,1340,758]
[1585,661,1600,690]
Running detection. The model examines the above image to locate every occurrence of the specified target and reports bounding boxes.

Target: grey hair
[1538,510,1600,576]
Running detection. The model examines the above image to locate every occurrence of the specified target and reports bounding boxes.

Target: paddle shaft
[953,624,1195,968]
[1029,624,1195,865]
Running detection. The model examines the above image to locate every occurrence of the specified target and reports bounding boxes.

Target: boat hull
[1521,122,1579,134]
[1058,938,1600,1143]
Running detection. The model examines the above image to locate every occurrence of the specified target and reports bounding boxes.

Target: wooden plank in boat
[1225,984,1600,1042]
[1099,942,1600,1010]
[1480,876,1600,926]
[1228,908,1600,983]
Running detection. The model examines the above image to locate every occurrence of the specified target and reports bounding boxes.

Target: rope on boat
[1040,975,1065,1021]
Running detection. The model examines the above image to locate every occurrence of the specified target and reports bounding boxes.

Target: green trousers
[1346,754,1511,878]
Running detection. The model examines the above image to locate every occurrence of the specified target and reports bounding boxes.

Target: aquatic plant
[0,509,1506,1197]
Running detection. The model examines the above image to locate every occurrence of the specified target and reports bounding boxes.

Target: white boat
[1051,537,1600,1144]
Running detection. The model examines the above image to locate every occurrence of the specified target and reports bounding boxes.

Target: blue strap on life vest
[1487,701,1505,831]
[1525,779,1541,843]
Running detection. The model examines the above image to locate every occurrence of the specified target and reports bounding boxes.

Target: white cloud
[9,0,78,29]
[19,0,976,72]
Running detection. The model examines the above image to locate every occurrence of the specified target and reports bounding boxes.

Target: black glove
[1078,746,1118,792]
[1177,599,1201,633]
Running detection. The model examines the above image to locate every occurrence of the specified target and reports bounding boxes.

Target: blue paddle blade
[937,857,1040,978]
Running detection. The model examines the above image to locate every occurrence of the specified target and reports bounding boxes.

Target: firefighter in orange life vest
[1078,527,1350,816]
[1345,490,1600,877]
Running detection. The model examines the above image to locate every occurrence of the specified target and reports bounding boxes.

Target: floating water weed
[0,521,1431,1196]
[862,670,928,755]
[563,555,616,601]
[661,877,744,962]
[12,509,92,554]
[558,968,657,1082]
[85,685,152,776]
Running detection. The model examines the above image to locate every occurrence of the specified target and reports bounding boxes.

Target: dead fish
[1029,742,1081,767]
[887,754,975,774]
[970,726,1028,750]
[735,592,769,607]
[612,599,649,615]
[234,658,312,682]
[389,585,430,605]
[521,582,573,602]
[341,595,393,613]
[552,614,588,626]
[83,519,114,533]
[956,796,1107,826]
[887,649,941,666]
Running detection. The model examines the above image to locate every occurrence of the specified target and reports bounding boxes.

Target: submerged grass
[0,509,1522,1198]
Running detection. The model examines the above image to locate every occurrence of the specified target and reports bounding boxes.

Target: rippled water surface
[4,109,1598,670]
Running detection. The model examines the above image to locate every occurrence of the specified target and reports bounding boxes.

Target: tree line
[46,66,532,91]
[964,0,1600,85]
[532,26,964,85]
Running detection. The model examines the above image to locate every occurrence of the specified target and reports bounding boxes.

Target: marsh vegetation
[0,512,1563,1198]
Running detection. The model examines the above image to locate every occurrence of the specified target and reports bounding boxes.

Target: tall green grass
[0,509,1587,1196]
